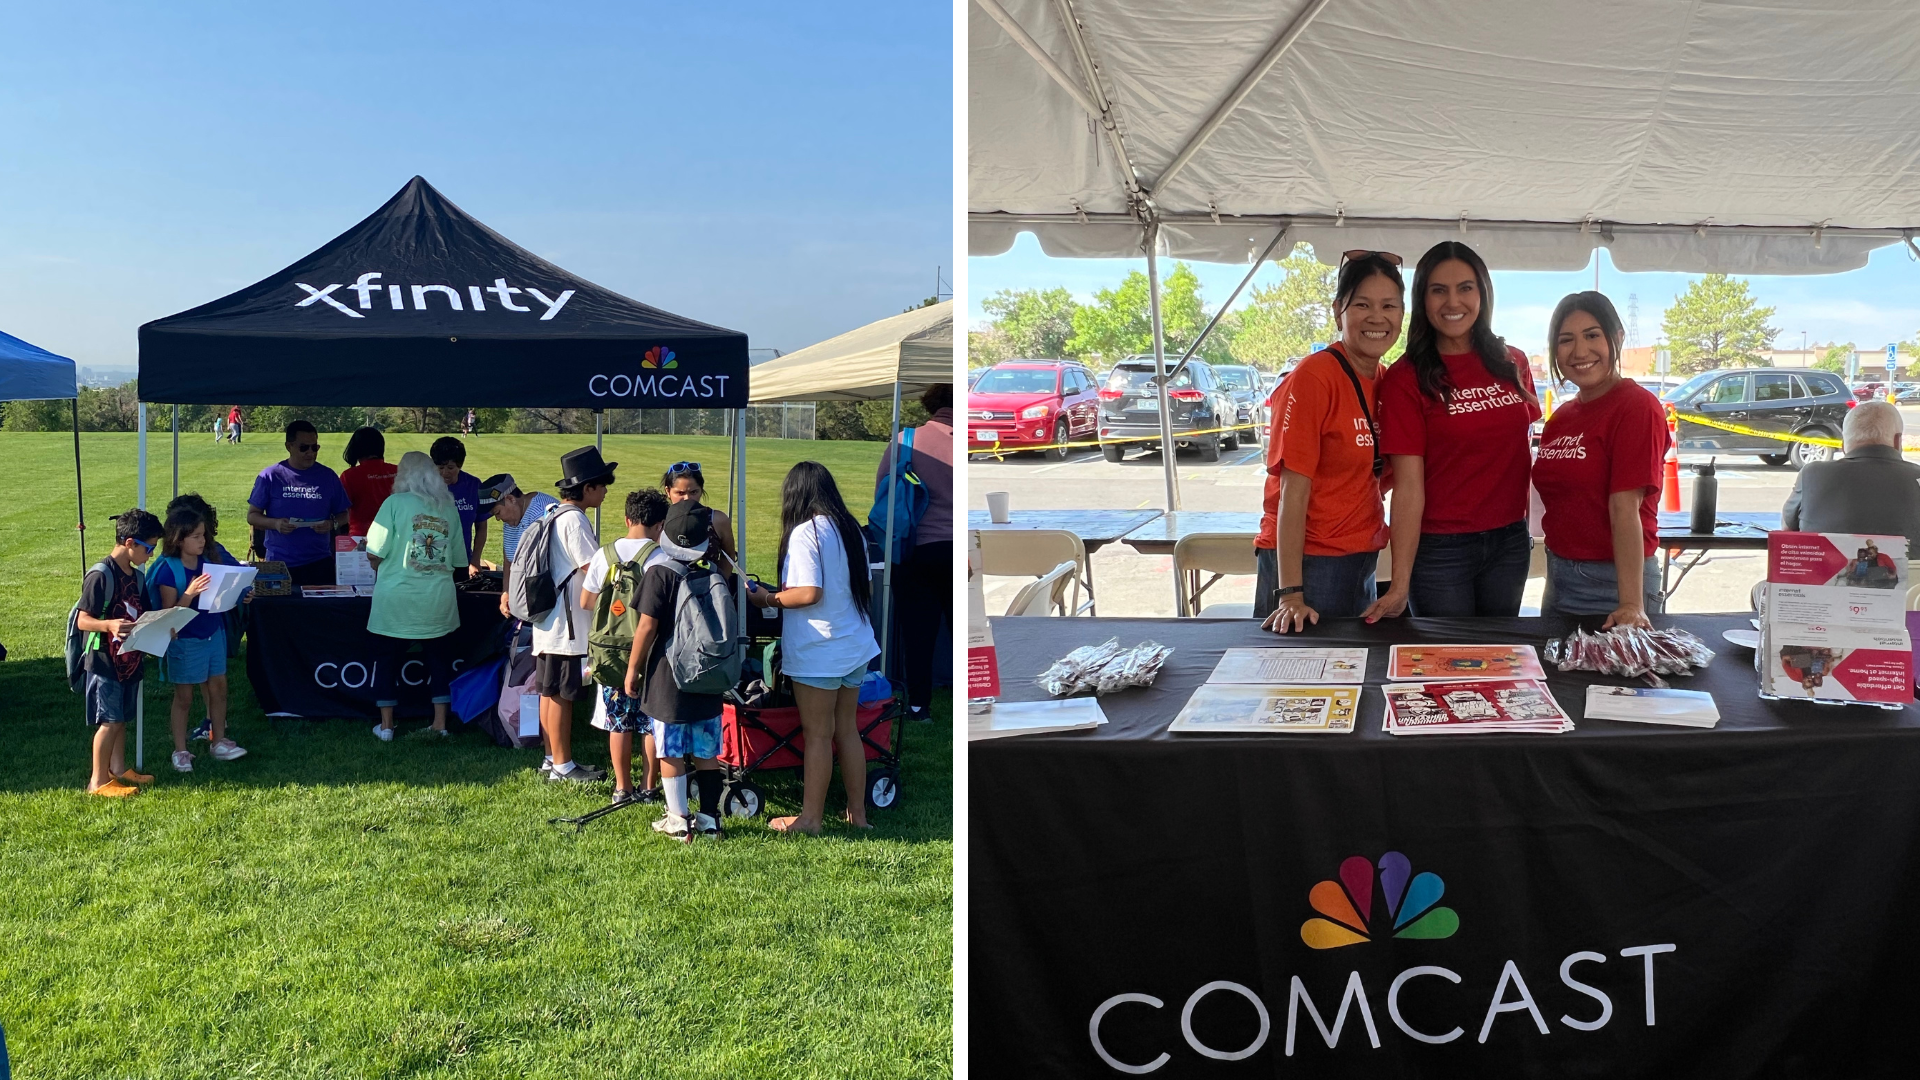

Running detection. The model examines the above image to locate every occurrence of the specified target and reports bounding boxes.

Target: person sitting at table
[1530,292,1670,627]
[1261,250,1403,633]
[477,473,559,616]
[246,420,351,588]
[340,426,397,539]
[1365,241,1539,621]
[432,436,488,581]
[365,451,466,740]
[1781,399,1920,561]
[663,461,737,570]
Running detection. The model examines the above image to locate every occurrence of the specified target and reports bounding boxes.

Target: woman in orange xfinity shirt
[1262,251,1403,633]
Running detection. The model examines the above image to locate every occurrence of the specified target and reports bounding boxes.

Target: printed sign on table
[967,531,1000,700]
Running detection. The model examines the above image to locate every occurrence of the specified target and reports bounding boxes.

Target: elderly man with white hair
[1781,399,1920,559]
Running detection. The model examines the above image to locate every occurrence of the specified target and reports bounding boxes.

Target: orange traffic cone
[1661,445,1682,512]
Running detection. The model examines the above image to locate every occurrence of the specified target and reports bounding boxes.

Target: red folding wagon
[717,691,904,819]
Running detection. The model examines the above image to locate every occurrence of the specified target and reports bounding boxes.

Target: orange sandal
[116,769,156,785]
[88,780,140,798]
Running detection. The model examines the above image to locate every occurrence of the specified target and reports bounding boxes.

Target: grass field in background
[0,431,951,1079]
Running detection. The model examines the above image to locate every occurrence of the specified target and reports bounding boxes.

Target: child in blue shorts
[153,505,248,772]
[76,508,164,797]
[167,492,245,742]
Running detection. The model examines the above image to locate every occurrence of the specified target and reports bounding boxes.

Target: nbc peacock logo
[642,346,677,369]
[1301,851,1458,949]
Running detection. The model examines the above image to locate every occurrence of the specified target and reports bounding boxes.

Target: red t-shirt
[1531,380,1670,561]
[341,458,398,538]
[1377,346,1540,534]
[1258,347,1389,557]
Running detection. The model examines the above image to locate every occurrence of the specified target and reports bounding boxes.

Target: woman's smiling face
[1425,259,1480,345]
[1556,309,1615,391]
[1339,271,1404,361]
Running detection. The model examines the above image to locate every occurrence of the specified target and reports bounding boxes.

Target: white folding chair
[978,529,1095,615]
[1173,533,1258,618]
[1005,561,1078,616]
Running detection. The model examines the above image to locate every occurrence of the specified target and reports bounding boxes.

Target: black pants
[287,558,336,588]
[895,540,950,711]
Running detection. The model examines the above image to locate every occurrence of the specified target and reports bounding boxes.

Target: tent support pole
[137,403,148,510]
[1163,223,1289,384]
[73,398,86,572]
[594,410,603,538]
[733,408,748,668]
[171,404,179,501]
[1146,223,1181,515]
[879,381,903,678]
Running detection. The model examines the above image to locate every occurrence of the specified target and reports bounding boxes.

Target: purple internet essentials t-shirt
[249,461,350,567]
[447,471,481,560]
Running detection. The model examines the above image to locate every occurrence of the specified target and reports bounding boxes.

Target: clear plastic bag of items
[1038,637,1174,696]
[1544,625,1716,684]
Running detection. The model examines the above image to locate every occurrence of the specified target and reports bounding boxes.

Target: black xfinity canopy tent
[138,176,748,410]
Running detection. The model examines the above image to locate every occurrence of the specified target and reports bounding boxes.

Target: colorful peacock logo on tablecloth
[642,346,677,369]
[1301,851,1458,949]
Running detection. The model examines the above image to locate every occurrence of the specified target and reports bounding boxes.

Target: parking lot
[966,423,1920,618]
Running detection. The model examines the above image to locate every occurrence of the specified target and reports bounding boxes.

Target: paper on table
[1387,644,1545,681]
[967,697,1108,741]
[121,605,199,657]
[1170,683,1361,733]
[1208,648,1366,684]
[1583,685,1719,727]
[196,563,258,612]
[518,693,541,738]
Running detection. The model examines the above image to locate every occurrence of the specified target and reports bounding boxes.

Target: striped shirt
[501,492,559,562]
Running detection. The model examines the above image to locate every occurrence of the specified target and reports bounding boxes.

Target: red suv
[967,360,1100,460]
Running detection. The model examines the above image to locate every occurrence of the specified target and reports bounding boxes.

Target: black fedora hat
[555,446,618,489]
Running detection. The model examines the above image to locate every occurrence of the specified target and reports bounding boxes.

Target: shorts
[534,653,585,699]
[163,626,228,685]
[651,715,722,760]
[84,672,141,727]
[790,663,868,691]
[599,685,648,734]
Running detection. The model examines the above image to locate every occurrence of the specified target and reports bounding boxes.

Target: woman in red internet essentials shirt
[1366,241,1539,620]
[1530,292,1671,627]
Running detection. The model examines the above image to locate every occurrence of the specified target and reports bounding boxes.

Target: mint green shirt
[365,491,466,639]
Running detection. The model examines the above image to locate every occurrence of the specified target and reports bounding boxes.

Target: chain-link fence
[593,404,814,438]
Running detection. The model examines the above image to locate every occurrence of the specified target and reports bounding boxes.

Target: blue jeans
[1254,547,1278,620]
[1255,547,1377,619]
[1542,551,1664,618]
[1407,521,1532,618]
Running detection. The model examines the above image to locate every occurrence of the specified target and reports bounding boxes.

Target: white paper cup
[986,491,1011,523]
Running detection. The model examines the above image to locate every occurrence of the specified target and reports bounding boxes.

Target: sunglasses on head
[667,461,701,477]
[1339,249,1403,268]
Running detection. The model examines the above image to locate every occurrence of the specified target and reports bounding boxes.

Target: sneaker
[88,780,140,798]
[548,762,607,782]
[190,718,212,742]
[171,750,194,773]
[635,787,663,804]
[610,788,638,806]
[538,757,554,774]
[651,812,693,841]
[694,812,725,839]
[372,724,395,743]
[210,739,248,762]
[115,768,156,785]
[909,706,931,723]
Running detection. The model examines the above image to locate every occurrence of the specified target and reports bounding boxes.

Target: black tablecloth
[245,591,507,719]
[973,613,1920,1077]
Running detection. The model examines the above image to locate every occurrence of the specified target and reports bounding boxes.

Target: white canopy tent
[970,0,1920,506]
[751,300,956,677]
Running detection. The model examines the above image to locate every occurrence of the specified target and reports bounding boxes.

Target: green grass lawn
[0,432,951,1079]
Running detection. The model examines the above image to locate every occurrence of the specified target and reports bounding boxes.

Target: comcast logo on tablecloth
[1302,852,1458,949]
[643,346,677,369]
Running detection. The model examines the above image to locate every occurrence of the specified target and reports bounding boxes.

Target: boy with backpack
[581,488,670,806]
[71,508,165,797]
[623,499,739,840]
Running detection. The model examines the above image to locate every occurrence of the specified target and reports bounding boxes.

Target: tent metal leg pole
[135,688,144,772]
[73,398,86,572]
[594,410,603,538]
[1146,224,1181,513]
[733,409,747,663]
[137,403,148,510]
[171,405,179,501]
[879,381,903,677]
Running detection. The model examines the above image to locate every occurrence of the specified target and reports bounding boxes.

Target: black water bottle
[1690,457,1718,534]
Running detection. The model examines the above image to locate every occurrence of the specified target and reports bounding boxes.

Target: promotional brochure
[1583,685,1720,728]
[966,531,1000,706]
[1382,679,1573,734]
[1206,647,1367,684]
[334,535,375,587]
[967,697,1109,741]
[1386,644,1545,682]
[120,605,200,657]
[1760,532,1912,706]
[194,563,257,612]
[1760,623,1913,704]
[1168,684,1361,733]
[299,585,359,598]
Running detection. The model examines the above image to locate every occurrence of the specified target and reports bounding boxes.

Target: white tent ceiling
[970,0,1920,272]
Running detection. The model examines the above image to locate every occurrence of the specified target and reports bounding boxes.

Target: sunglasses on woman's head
[668,461,701,476]
[1339,249,1403,268]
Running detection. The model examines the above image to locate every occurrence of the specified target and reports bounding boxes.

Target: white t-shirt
[780,515,880,678]
[532,503,599,657]
[581,537,668,597]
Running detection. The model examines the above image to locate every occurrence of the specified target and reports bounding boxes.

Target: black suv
[1097,357,1239,462]
[1662,367,1852,468]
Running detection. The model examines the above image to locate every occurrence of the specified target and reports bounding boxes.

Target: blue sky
[971,235,1920,359]
[0,2,950,373]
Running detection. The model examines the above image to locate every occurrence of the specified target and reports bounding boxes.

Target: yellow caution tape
[967,421,1262,455]
[1670,412,1842,449]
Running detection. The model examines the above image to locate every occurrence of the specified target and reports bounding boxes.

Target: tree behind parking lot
[1069,263,1224,363]
[982,287,1080,360]
[1230,244,1336,371]
[1814,342,1855,373]
[1661,274,1778,373]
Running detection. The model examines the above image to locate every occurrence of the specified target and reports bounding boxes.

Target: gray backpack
[660,557,743,695]
[507,502,585,639]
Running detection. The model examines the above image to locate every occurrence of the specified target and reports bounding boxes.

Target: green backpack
[587,539,656,690]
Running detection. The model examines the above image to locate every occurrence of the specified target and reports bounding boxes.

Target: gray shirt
[1780,443,1920,560]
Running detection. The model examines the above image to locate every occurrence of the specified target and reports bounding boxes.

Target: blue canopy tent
[0,329,85,571]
